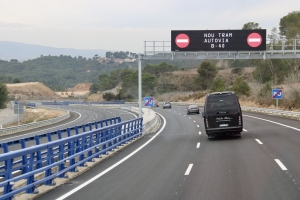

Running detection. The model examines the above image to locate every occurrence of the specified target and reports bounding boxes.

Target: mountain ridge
[0,41,108,61]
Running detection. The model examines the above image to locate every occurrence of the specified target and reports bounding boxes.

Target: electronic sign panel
[171,30,266,51]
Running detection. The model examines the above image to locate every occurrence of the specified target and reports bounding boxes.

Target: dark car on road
[187,105,199,115]
[163,102,172,109]
[202,91,243,139]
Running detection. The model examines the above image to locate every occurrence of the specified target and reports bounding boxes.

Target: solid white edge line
[0,110,82,142]
[275,159,288,170]
[184,164,194,175]
[243,115,300,132]
[196,142,200,148]
[243,129,247,132]
[56,113,166,200]
[255,139,263,144]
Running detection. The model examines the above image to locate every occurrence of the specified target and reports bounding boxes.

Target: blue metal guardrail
[0,117,143,200]
[0,117,121,177]
[41,100,125,106]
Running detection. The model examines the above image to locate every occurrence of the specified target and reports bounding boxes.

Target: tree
[279,11,300,39]
[231,77,251,96]
[195,61,217,90]
[0,82,9,109]
[13,78,21,83]
[211,78,226,92]
[242,22,261,30]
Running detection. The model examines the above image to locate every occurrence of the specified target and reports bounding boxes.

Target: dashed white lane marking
[199,131,201,135]
[189,117,191,119]
[179,113,181,114]
[185,164,194,175]
[197,125,199,127]
[184,115,186,117]
[255,139,263,144]
[193,120,196,122]
[196,142,200,148]
[243,129,247,132]
[275,159,288,171]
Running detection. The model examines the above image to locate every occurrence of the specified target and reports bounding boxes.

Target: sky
[0,0,299,54]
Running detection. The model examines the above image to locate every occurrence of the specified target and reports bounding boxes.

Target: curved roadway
[27,105,300,199]
[0,105,136,153]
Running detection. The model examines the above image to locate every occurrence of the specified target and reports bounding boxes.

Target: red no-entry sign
[247,33,262,48]
[175,33,190,48]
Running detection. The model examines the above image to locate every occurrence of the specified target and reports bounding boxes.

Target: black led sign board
[171,30,266,51]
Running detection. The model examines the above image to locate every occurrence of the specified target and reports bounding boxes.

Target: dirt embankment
[7,108,67,127]
[6,82,59,100]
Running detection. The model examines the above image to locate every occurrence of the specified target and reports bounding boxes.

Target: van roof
[207,91,236,96]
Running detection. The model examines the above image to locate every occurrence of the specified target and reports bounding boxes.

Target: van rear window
[206,94,239,114]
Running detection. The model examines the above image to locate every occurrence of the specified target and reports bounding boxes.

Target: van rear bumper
[206,126,243,135]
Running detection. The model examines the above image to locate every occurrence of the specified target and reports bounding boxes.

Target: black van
[202,91,243,138]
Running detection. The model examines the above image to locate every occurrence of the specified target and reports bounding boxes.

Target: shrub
[231,77,251,97]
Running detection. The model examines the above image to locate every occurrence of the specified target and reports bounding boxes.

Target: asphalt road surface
[31,105,300,200]
[0,105,136,153]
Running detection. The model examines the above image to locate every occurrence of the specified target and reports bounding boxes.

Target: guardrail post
[20,139,29,174]
[89,123,93,131]
[100,121,104,128]
[67,128,71,137]
[117,117,121,123]
[2,142,9,153]
[79,137,85,166]
[82,125,86,133]
[87,132,93,161]
[3,158,14,197]
[34,136,42,169]
[95,122,98,129]
[26,152,37,194]
[95,131,100,156]
[69,141,76,172]
[58,130,62,140]
[47,132,52,142]
[139,118,143,136]
[74,126,79,135]
[102,130,107,154]
[58,144,65,178]
[45,147,55,186]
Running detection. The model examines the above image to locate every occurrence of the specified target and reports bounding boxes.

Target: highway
[0,105,136,153]
[25,105,300,199]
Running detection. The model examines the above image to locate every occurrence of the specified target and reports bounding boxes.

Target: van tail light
[205,119,209,128]
[238,115,241,125]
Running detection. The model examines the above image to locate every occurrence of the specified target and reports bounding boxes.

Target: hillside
[6,82,59,100]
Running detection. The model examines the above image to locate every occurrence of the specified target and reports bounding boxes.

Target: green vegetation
[194,61,218,90]
[211,78,226,92]
[0,82,9,108]
[231,77,251,97]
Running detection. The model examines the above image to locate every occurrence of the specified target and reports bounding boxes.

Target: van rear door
[205,94,241,129]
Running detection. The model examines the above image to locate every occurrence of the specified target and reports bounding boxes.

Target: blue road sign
[272,89,283,99]
[144,97,154,107]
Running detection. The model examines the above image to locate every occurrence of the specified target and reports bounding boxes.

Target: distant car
[187,105,199,115]
[163,102,172,109]
[154,100,159,107]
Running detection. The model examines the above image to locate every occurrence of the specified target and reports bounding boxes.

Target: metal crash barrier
[0,117,142,200]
